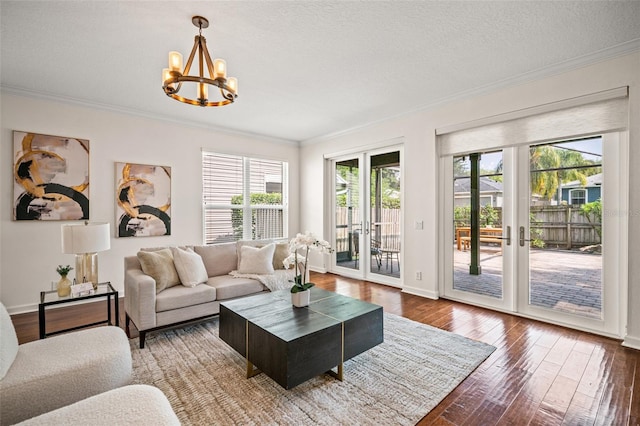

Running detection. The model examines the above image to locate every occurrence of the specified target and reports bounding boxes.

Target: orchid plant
[283,232,333,293]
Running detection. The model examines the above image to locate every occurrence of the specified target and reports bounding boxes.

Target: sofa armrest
[124,268,157,331]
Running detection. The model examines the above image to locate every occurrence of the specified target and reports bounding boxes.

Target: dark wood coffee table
[219,287,383,389]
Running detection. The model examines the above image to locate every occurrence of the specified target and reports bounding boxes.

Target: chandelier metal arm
[198,39,205,84]
[201,38,217,81]
[182,36,200,77]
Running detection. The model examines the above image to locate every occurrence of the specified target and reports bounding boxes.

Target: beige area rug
[131,313,495,425]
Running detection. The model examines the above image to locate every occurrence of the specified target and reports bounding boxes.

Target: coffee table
[219,287,383,389]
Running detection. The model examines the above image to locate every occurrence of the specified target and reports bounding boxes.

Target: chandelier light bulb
[168,51,183,73]
[227,77,238,95]
[162,68,171,84]
[213,59,227,80]
[198,83,208,101]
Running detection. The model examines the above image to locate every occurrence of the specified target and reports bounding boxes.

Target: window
[202,152,288,244]
[570,189,586,205]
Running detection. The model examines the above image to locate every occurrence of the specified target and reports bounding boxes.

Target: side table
[39,281,119,339]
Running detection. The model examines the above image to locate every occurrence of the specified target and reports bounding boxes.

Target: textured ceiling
[1,1,639,142]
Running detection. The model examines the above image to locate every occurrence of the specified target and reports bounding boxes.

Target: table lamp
[61,222,110,289]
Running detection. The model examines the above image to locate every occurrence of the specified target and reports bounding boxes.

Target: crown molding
[0,85,299,147]
[302,39,640,146]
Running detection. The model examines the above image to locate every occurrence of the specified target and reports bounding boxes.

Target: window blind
[437,87,629,157]
[202,152,288,244]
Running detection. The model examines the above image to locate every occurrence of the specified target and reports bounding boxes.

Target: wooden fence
[454,205,601,248]
[335,207,401,255]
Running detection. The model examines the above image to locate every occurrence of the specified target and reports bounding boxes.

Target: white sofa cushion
[207,275,265,300]
[0,303,18,380]
[155,283,217,312]
[171,247,208,287]
[237,244,275,275]
[137,248,180,293]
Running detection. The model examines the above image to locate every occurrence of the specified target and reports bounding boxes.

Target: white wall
[1,93,300,313]
[300,52,640,347]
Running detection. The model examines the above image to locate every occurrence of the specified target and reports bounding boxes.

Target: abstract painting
[115,162,171,237]
[13,131,90,221]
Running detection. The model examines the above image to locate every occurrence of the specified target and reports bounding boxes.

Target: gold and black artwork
[115,162,171,237]
[13,131,90,221]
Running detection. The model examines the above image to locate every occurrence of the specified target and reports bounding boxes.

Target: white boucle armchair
[0,302,132,425]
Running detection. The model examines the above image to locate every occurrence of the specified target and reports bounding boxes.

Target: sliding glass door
[442,134,625,336]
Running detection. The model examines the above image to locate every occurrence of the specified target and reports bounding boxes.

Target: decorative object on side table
[61,222,111,290]
[284,232,333,307]
[56,265,73,297]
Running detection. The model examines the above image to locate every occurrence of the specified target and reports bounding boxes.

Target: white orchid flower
[287,231,334,293]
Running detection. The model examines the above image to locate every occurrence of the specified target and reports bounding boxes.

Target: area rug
[131,313,495,425]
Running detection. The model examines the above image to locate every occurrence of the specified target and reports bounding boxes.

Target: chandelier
[162,16,238,107]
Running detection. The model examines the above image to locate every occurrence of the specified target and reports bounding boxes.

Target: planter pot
[291,289,310,307]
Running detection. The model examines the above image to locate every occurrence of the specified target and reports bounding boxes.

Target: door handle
[505,226,511,246]
[365,221,370,235]
[519,226,532,246]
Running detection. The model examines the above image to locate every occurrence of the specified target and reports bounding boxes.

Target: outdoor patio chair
[353,232,382,270]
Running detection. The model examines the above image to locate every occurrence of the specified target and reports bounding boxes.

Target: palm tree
[529,145,589,202]
[555,148,589,203]
[530,146,561,201]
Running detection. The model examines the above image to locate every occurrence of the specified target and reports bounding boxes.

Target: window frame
[202,152,289,244]
[569,188,586,205]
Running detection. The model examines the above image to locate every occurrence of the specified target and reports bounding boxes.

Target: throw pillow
[236,240,266,264]
[171,247,208,287]
[237,243,276,275]
[272,242,290,270]
[137,248,180,293]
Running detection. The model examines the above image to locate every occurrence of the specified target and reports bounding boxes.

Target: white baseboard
[6,303,38,315]
[6,294,125,316]
[401,285,439,300]
[622,334,640,350]
[309,266,328,274]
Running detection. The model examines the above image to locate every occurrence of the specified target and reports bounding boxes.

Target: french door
[441,133,626,337]
[330,147,402,287]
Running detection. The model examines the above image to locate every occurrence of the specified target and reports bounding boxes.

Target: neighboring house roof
[454,177,503,193]
[563,173,602,188]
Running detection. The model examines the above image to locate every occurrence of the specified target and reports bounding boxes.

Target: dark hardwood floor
[11,272,639,425]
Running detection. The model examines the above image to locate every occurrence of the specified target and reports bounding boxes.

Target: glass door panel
[452,151,505,302]
[334,158,361,271]
[369,151,401,279]
[526,137,603,319]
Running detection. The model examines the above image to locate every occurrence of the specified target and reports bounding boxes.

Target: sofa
[0,302,132,425]
[125,240,300,348]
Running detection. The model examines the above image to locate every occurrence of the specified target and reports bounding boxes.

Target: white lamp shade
[61,222,111,254]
